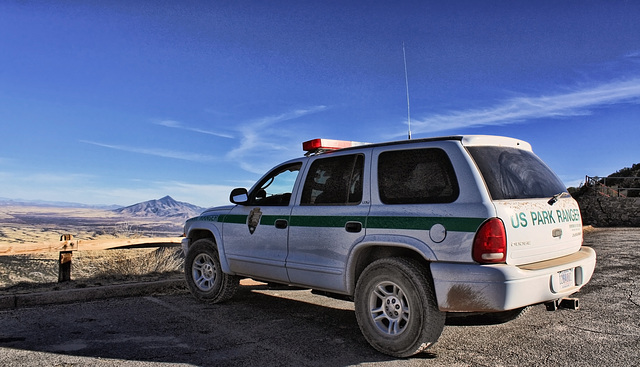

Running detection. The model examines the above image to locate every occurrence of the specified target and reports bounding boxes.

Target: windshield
[467,146,567,200]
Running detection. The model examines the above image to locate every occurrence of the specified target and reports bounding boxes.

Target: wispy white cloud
[80,140,217,162]
[405,78,640,135]
[82,106,327,177]
[227,105,328,173]
[249,106,328,127]
[154,120,234,139]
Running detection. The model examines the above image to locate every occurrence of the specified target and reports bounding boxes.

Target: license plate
[558,269,575,289]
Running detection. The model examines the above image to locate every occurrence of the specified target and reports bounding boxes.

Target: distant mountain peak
[113,196,204,219]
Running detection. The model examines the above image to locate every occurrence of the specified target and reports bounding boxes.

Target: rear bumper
[430,246,596,312]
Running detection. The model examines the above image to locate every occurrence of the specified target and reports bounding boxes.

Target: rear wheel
[184,239,239,303]
[354,257,445,357]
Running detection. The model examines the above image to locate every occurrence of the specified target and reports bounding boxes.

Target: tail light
[472,218,507,263]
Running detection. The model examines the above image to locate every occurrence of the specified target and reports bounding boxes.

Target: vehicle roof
[308,135,532,156]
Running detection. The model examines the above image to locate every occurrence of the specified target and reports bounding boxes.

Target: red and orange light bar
[302,138,369,153]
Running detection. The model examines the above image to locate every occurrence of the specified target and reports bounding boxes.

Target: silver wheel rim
[192,253,217,292]
[368,280,410,336]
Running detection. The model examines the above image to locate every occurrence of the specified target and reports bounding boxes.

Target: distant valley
[0,196,206,244]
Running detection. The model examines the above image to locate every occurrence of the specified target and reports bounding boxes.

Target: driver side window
[250,163,302,206]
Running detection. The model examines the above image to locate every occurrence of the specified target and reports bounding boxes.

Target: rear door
[493,197,582,265]
[467,145,583,265]
[367,142,490,264]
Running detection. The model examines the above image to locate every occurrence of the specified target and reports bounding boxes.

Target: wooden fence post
[58,250,73,282]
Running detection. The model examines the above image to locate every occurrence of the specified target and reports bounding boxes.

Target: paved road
[0,228,638,366]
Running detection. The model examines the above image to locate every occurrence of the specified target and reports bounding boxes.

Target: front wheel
[184,239,239,303]
[354,257,445,357]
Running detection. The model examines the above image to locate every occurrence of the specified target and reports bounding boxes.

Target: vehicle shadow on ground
[1,283,445,366]
[445,307,529,326]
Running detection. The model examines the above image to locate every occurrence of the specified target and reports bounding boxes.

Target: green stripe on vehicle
[259,215,281,226]
[189,214,224,223]
[222,214,247,224]
[203,213,485,233]
[289,215,485,232]
[289,216,369,227]
[366,216,485,232]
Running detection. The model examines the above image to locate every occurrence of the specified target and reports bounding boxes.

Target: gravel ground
[0,227,638,366]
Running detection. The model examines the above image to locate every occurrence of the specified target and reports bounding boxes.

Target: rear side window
[378,148,459,204]
[300,154,364,205]
[467,146,567,200]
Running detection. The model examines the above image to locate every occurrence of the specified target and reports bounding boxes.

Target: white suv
[181,135,596,357]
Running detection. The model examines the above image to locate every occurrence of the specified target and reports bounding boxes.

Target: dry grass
[0,247,184,294]
[73,247,184,280]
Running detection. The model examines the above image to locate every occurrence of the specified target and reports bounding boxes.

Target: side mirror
[230,188,249,204]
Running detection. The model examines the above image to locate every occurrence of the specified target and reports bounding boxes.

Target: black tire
[354,257,445,357]
[184,239,240,303]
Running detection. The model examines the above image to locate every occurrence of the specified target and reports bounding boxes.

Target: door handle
[345,221,362,233]
[275,219,288,229]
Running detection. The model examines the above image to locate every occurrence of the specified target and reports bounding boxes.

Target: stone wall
[576,196,640,227]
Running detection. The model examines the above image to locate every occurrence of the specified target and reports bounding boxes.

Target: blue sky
[1,1,639,208]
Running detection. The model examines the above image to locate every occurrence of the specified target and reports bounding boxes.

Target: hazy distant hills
[113,196,205,219]
[0,196,206,220]
[0,197,121,210]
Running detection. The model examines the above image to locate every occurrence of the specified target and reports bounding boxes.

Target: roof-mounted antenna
[402,42,411,140]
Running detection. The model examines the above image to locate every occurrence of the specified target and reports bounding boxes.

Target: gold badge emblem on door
[248,207,262,234]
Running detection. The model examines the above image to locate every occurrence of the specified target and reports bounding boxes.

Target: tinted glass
[300,154,364,205]
[378,148,459,204]
[467,146,567,200]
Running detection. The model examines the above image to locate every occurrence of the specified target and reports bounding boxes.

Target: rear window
[378,148,459,204]
[468,146,567,200]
